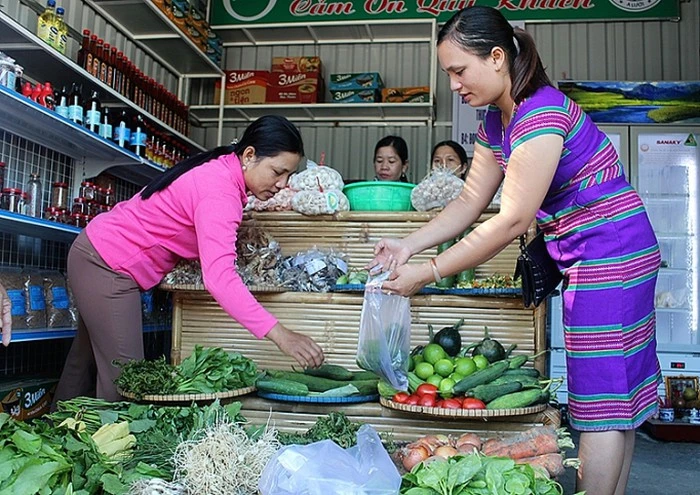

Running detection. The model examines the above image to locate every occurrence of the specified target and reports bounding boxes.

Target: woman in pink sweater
[54,115,325,402]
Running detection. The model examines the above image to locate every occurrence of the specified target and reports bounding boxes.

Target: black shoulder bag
[513,230,562,308]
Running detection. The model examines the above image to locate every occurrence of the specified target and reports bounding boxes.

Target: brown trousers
[53,231,143,405]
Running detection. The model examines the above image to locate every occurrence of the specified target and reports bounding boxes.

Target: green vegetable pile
[115,345,258,398]
[401,454,568,495]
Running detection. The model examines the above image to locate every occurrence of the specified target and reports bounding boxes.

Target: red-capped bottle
[100,42,109,83]
[77,29,90,69]
[108,46,117,87]
[87,34,97,74]
[92,38,103,78]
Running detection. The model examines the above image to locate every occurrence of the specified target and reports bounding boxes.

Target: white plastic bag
[291,189,350,215]
[356,271,411,390]
[289,165,344,192]
[410,168,464,211]
[259,425,401,495]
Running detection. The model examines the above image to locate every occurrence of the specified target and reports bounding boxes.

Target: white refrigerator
[549,125,700,403]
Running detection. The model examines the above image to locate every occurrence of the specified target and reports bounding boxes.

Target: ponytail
[510,28,552,103]
[140,115,304,200]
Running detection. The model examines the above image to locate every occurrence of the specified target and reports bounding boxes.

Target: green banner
[211,0,680,26]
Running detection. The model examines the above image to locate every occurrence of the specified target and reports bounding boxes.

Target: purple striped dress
[476,85,661,431]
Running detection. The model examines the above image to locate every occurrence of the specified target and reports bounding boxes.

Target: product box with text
[330,88,381,103]
[271,56,322,73]
[0,377,58,421]
[214,70,268,105]
[381,86,431,103]
[329,72,384,91]
[267,71,323,104]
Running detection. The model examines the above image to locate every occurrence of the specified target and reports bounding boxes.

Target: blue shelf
[12,323,170,342]
[0,210,81,243]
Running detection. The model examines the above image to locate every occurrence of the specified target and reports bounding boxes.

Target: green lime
[426,374,443,387]
[473,354,489,370]
[423,343,447,365]
[434,359,454,378]
[450,372,465,383]
[415,362,435,380]
[439,378,456,398]
[412,354,424,365]
[454,357,477,376]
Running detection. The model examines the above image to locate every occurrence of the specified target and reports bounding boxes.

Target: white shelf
[0,85,166,185]
[0,210,80,243]
[0,10,205,152]
[88,0,223,76]
[215,19,437,47]
[190,102,435,125]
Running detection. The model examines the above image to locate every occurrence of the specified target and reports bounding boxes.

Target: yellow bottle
[55,7,68,54]
[37,0,57,47]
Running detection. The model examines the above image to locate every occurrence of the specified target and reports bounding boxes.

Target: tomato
[462,398,487,409]
[419,395,437,407]
[393,392,410,404]
[405,394,421,406]
[416,383,439,397]
[440,398,463,409]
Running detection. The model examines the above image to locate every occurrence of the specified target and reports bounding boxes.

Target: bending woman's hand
[0,283,11,346]
[382,262,433,298]
[265,323,324,368]
[367,238,412,273]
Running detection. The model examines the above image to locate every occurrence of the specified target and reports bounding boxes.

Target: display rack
[0,210,80,243]
[0,10,205,154]
[12,323,169,342]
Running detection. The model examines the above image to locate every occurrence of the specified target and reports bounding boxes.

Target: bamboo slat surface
[172,292,544,372]
[238,396,560,441]
[244,210,519,276]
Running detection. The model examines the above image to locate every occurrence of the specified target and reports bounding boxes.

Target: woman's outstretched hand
[381,262,433,297]
[266,323,324,368]
[366,238,412,274]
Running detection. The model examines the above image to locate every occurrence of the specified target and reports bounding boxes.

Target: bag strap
[519,235,527,253]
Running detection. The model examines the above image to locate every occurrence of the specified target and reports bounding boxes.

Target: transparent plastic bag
[410,168,464,211]
[291,189,349,215]
[259,425,400,495]
[356,271,411,390]
[289,165,344,192]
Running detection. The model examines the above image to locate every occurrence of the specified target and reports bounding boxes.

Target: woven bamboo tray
[159,283,286,293]
[379,397,546,419]
[118,386,256,404]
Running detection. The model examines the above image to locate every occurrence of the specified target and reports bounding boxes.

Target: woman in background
[373,135,410,182]
[54,115,325,404]
[431,140,470,180]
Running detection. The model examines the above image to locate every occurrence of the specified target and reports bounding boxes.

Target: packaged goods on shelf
[0,377,58,420]
[267,70,323,104]
[271,56,322,73]
[214,70,268,104]
[329,72,384,91]
[330,88,381,103]
[382,86,430,103]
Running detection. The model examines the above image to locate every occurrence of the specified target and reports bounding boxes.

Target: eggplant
[428,318,463,357]
[469,326,507,363]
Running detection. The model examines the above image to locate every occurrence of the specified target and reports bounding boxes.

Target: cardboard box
[267,71,323,104]
[0,377,58,421]
[382,86,430,103]
[329,72,384,91]
[214,70,268,105]
[271,56,322,73]
[330,88,381,103]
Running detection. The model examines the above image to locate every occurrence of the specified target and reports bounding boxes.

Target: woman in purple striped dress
[369,6,660,494]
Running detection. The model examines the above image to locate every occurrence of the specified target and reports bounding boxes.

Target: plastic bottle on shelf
[37,0,57,47]
[55,85,69,118]
[108,46,117,88]
[130,114,148,157]
[30,83,43,102]
[93,39,104,79]
[114,51,124,93]
[84,90,101,133]
[68,83,83,125]
[26,173,43,218]
[87,34,98,75]
[100,43,109,83]
[113,109,130,148]
[21,81,33,99]
[55,7,68,54]
[77,29,90,68]
[99,106,113,140]
[39,82,55,109]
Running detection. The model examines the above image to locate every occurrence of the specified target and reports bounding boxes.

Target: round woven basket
[118,386,256,404]
[379,397,546,419]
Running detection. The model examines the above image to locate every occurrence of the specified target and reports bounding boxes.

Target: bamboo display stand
[165,211,557,435]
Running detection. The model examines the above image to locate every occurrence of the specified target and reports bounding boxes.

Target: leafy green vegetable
[113,356,179,398]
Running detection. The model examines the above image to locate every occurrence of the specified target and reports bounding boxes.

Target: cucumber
[508,354,528,369]
[503,367,541,378]
[453,360,510,395]
[468,381,523,403]
[377,380,400,398]
[256,378,309,396]
[488,374,540,387]
[352,379,380,396]
[266,370,348,392]
[486,388,544,409]
[407,372,425,393]
[304,364,354,381]
[352,370,380,381]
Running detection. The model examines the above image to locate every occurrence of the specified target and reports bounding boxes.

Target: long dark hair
[141,115,304,199]
[438,6,552,103]
[431,140,469,179]
[374,135,409,164]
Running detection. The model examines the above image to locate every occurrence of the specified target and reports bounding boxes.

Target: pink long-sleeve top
[85,152,277,338]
